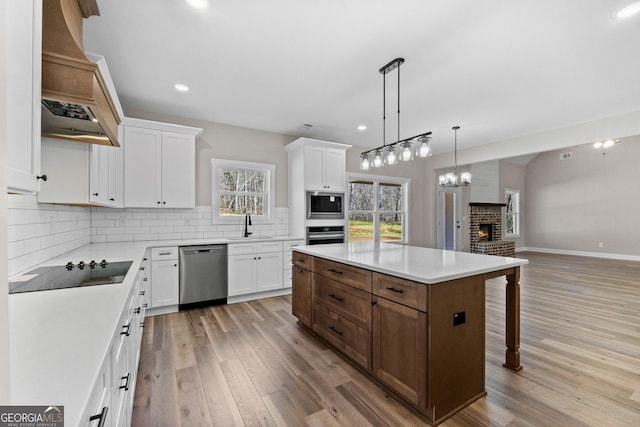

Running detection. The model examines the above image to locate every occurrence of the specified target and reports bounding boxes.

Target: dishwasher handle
[182,246,227,255]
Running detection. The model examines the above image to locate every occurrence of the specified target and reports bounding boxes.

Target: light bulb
[461,172,471,184]
[594,141,603,149]
[401,143,412,161]
[418,140,430,157]
[603,139,615,148]
[373,150,383,168]
[387,147,397,165]
[445,173,456,184]
[439,175,446,185]
[361,156,370,170]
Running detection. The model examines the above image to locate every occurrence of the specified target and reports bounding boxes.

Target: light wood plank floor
[132,252,640,426]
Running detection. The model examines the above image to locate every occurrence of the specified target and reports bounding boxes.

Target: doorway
[436,187,462,250]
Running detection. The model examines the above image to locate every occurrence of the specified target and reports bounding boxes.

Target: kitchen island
[291,242,528,425]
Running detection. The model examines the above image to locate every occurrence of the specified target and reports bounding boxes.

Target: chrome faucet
[244,212,252,237]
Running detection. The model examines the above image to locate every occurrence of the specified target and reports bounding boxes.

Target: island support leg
[504,266,522,371]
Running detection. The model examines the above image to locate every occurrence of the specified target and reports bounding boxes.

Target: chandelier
[438,126,471,187]
[360,58,432,170]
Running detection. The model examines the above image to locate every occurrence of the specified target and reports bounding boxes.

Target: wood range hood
[41,0,122,146]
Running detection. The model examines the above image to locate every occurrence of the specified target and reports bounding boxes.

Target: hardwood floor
[132,252,640,426]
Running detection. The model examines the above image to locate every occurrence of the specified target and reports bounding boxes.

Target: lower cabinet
[372,295,427,408]
[81,260,146,427]
[291,264,312,327]
[228,242,283,297]
[150,247,179,308]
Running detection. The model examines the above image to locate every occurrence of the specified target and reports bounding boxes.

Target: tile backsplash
[90,206,289,243]
[7,195,91,276]
[6,197,289,276]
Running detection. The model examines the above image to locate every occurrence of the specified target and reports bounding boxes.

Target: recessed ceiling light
[615,2,640,18]
[357,125,367,131]
[174,83,190,92]
[186,0,208,9]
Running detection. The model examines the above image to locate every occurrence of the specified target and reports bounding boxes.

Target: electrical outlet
[598,242,604,248]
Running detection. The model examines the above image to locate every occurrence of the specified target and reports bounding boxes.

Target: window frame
[211,159,276,224]
[504,188,520,238]
[346,173,410,244]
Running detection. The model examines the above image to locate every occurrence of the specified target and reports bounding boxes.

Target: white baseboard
[227,287,292,304]
[516,246,640,262]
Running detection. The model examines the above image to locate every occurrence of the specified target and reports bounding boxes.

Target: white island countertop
[293,242,528,284]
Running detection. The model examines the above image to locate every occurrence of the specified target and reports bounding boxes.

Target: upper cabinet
[303,145,347,191]
[122,118,203,208]
[37,135,124,207]
[6,0,43,194]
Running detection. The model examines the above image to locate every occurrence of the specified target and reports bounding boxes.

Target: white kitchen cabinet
[81,355,112,427]
[122,118,202,208]
[283,239,305,288]
[6,0,42,194]
[228,241,283,296]
[285,138,351,238]
[303,145,346,191]
[38,137,124,207]
[150,247,179,308]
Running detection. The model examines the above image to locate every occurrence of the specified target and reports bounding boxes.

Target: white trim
[211,159,276,224]
[516,247,640,262]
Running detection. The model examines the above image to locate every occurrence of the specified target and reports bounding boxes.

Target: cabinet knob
[37,174,47,181]
[162,201,166,205]
[157,201,161,204]
[174,264,178,267]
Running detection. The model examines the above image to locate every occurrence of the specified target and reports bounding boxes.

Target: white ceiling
[83,0,640,155]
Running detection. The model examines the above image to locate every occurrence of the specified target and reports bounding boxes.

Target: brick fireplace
[469,203,515,257]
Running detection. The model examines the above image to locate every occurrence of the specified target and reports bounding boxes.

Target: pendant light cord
[397,62,400,143]
[382,70,386,147]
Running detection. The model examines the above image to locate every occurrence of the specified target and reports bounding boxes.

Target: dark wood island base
[292,250,523,426]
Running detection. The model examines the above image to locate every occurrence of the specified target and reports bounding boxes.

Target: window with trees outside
[211,159,275,223]
[347,174,409,243]
[505,189,520,237]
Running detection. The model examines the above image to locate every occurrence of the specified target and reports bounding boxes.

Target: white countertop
[8,235,303,427]
[294,242,528,284]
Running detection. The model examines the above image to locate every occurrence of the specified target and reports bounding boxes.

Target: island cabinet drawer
[292,251,312,269]
[313,257,372,292]
[373,273,428,312]
[313,304,372,371]
[313,273,372,331]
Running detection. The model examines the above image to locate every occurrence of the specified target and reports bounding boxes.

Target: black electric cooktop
[9,260,133,294]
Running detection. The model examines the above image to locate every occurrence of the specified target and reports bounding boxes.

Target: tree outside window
[347,175,409,243]
[505,189,520,237]
[211,159,275,223]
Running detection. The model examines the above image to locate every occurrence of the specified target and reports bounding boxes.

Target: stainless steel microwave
[306,191,344,219]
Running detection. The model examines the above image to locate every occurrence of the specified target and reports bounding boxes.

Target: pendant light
[438,126,471,187]
[360,58,431,169]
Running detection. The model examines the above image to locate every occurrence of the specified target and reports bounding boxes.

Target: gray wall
[499,160,526,248]
[126,109,297,207]
[525,137,640,256]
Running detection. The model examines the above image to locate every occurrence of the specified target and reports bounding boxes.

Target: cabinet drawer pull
[328,325,343,336]
[119,373,130,391]
[158,252,172,255]
[328,293,343,302]
[134,307,141,314]
[296,257,306,263]
[139,290,145,295]
[141,320,145,328]
[37,174,47,181]
[89,406,108,427]
[139,266,145,271]
[143,278,148,282]
[328,268,343,275]
[143,303,148,308]
[295,268,304,273]
[386,286,404,294]
[120,323,131,336]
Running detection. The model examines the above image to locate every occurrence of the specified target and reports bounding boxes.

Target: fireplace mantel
[469,202,506,207]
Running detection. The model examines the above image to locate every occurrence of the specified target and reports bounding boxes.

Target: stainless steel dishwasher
[179,245,228,309]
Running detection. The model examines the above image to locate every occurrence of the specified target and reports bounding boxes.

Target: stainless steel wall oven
[306,225,345,245]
